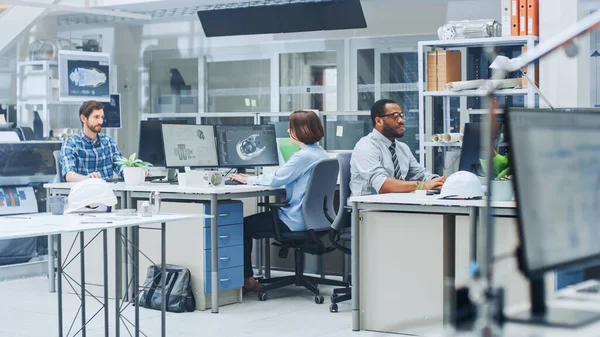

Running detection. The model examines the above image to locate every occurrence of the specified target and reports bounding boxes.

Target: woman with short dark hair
[228,110,328,293]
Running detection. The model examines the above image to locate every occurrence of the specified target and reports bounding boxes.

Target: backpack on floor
[138,264,195,313]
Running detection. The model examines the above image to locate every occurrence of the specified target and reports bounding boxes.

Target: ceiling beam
[1,0,152,19]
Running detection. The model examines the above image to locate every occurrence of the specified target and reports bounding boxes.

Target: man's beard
[88,123,102,133]
[382,123,404,138]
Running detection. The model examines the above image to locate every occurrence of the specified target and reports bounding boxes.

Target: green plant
[116,153,152,168]
[479,152,510,180]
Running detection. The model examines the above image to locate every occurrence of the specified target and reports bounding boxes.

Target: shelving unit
[417,36,539,171]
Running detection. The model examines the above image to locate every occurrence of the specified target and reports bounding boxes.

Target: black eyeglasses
[379,112,405,120]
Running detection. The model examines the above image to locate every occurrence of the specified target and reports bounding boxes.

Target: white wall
[539,0,591,108]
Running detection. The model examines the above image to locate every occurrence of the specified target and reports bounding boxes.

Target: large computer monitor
[458,122,506,176]
[215,124,279,168]
[507,108,600,327]
[138,120,187,167]
[161,124,219,169]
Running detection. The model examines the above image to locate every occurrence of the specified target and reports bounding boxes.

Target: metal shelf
[418,36,538,48]
[423,88,530,97]
[424,142,462,147]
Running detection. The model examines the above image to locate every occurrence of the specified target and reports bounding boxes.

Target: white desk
[0,212,207,337]
[45,182,285,313]
[349,193,517,332]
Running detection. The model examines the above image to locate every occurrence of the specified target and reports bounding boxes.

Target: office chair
[328,152,352,312]
[256,158,349,303]
[52,150,64,183]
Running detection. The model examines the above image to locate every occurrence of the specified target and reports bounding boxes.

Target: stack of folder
[502,0,538,37]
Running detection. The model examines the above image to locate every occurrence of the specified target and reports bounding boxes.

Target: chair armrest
[343,205,352,212]
[258,202,290,209]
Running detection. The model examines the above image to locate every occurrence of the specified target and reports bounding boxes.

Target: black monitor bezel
[214,124,280,168]
[138,119,187,167]
[507,107,600,278]
[160,124,219,170]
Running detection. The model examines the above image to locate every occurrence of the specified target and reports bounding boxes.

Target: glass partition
[259,113,290,138]
[207,59,270,113]
[280,51,338,112]
[149,58,199,115]
[322,112,371,151]
[199,112,256,126]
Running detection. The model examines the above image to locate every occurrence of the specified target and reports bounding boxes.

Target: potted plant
[116,153,151,185]
[480,152,513,201]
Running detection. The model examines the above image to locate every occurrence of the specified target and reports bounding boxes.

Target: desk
[0,212,206,337]
[349,193,517,332]
[45,182,285,313]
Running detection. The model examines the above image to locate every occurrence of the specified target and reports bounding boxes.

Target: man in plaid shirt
[60,100,124,182]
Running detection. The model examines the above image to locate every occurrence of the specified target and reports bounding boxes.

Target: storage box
[521,46,539,88]
[426,50,462,91]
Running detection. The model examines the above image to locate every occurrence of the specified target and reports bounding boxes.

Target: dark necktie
[389,143,401,179]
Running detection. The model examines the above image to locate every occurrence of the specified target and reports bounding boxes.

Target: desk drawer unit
[203,201,244,227]
[204,201,244,294]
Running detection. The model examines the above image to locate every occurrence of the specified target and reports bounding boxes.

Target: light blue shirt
[350,129,438,196]
[247,143,329,232]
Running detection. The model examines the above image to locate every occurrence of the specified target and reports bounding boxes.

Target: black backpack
[138,264,195,313]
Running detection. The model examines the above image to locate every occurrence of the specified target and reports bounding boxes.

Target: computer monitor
[161,124,219,169]
[215,124,279,168]
[138,120,187,167]
[458,122,506,176]
[507,108,600,327]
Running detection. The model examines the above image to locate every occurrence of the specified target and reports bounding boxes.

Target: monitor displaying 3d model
[215,124,279,168]
[58,50,111,102]
[161,124,219,168]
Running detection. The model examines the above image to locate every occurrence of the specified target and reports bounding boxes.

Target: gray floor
[0,276,397,337]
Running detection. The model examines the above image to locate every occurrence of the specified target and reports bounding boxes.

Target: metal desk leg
[161,223,167,337]
[443,214,456,327]
[256,239,263,276]
[103,230,109,337]
[80,232,87,337]
[126,192,134,302]
[351,202,360,331]
[468,207,479,267]
[114,228,122,337]
[210,194,219,313]
[134,226,140,337]
[57,234,63,337]
[48,189,55,293]
[48,234,55,292]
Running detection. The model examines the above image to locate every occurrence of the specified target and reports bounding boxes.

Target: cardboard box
[437,51,462,91]
[521,46,539,88]
[427,51,438,91]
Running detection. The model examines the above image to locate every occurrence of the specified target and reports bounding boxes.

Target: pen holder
[48,196,67,215]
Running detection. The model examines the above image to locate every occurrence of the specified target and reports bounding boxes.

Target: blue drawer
[204,245,243,272]
[203,201,243,227]
[204,224,243,249]
[204,266,244,294]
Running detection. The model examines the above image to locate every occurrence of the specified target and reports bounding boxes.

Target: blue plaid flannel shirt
[60,132,124,181]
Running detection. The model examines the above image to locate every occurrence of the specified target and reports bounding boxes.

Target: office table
[0,212,207,337]
[45,182,285,313]
[349,193,517,332]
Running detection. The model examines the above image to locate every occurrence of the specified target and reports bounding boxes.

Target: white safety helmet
[65,178,118,214]
[439,171,484,200]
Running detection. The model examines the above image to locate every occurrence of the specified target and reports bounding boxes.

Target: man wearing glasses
[350,99,446,196]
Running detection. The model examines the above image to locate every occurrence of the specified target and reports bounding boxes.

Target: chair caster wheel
[329,303,338,312]
[315,296,324,304]
[258,292,267,301]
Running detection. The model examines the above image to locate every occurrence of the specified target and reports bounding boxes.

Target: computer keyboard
[225,180,243,185]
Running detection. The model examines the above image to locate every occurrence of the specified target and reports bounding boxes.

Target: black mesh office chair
[53,150,64,183]
[256,158,349,303]
[328,152,352,312]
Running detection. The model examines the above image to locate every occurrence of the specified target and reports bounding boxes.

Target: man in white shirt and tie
[350,99,446,196]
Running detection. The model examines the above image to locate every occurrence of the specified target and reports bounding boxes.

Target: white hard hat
[439,171,484,200]
[65,178,118,214]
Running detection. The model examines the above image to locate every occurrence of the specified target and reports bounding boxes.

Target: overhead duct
[197,0,367,37]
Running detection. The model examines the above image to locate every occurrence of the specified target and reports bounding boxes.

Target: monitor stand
[507,277,600,328]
